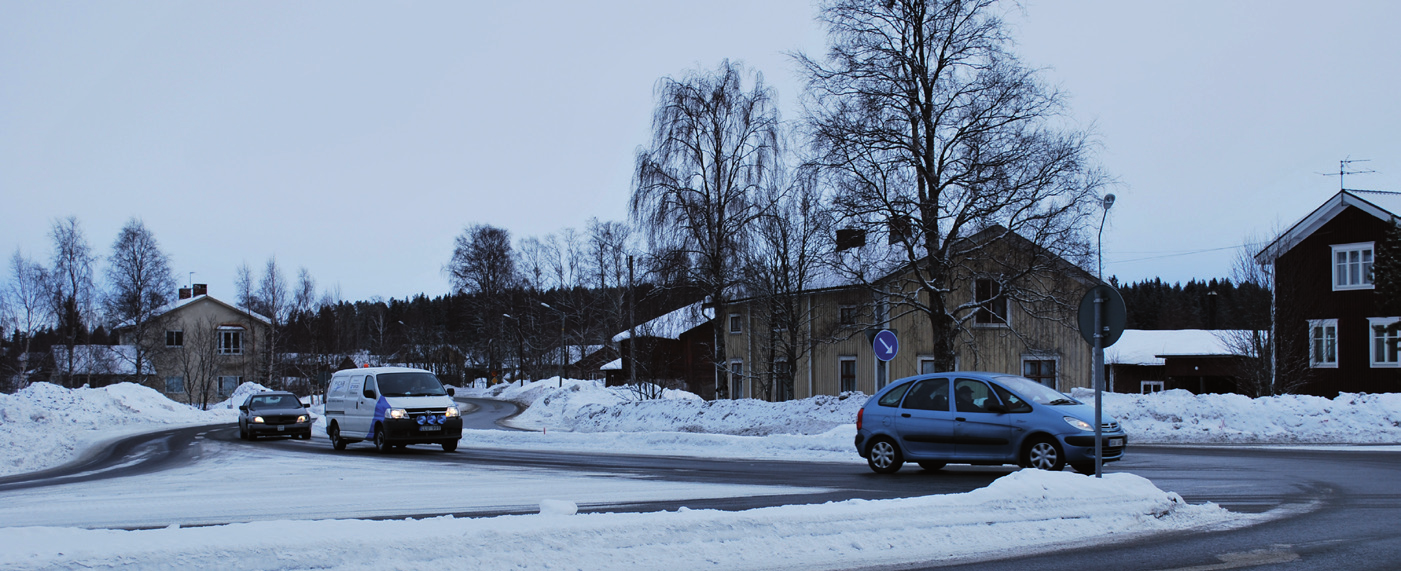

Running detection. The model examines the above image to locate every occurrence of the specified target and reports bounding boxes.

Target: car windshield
[377,372,447,397]
[991,375,1080,405]
[250,394,301,409]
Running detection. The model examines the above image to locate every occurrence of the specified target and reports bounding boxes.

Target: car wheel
[1071,462,1096,475]
[1023,437,1066,471]
[329,423,347,451]
[373,425,391,454]
[866,438,904,474]
[239,423,248,440]
[441,440,458,452]
[917,461,946,471]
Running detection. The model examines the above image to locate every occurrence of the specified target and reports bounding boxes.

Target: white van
[324,366,462,452]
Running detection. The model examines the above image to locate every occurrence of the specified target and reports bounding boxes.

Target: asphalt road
[4,399,1400,569]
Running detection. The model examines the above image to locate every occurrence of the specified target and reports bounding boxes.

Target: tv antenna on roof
[1319,157,1375,191]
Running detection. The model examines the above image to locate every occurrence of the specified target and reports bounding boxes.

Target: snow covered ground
[1,379,1396,569]
[0,467,1245,571]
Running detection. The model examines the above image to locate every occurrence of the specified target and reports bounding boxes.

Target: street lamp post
[1097,194,1116,280]
[540,302,565,387]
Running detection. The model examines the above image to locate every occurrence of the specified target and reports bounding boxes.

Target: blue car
[855,372,1126,474]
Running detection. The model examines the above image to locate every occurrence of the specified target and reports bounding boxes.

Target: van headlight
[388,408,408,419]
[445,406,460,418]
[1063,417,1094,431]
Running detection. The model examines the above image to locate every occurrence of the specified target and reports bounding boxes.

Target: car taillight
[856,408,863,431]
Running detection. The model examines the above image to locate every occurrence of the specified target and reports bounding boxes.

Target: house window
[219,327,243,355]
[1022,358,1058,389]
[218,376,241,396]
[166,330,183,347]
[1370,317,1400,368]
[729,361,744,399]
[774,359,792,401]
[165,376,185,394]
[1309,319,1338,368]
[975,278,1007,325]
[1332,243,1374,290]
[729,313,743,334]
[1141,381,1164,394]
[839,306,857,326]
[919,357,938,375]
[839,357,857,393]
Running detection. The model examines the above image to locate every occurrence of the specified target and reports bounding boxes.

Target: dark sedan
[238,391,313,440]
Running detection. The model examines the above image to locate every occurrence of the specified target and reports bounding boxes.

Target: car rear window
[877,381,913,407]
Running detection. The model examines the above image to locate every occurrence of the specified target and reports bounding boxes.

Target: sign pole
[1093,291,1104,479]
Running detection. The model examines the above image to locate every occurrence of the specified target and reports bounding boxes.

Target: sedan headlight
[296,415,308,423]
[445,406,460,418]
[388,408,408,419]
[252,416,265,424]
[1063,416,1094,431]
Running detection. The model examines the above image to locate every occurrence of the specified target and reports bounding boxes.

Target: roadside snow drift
[0,383,236,477]
[0,470,1240,571]
[1072,388,1401,444]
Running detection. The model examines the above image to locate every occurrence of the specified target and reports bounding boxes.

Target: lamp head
[1102,194,1116,210]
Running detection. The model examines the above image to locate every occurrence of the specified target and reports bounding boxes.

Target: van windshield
[376,372,447,397]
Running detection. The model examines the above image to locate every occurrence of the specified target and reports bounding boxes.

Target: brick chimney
[193,284,208,297]
[179,287,192,300]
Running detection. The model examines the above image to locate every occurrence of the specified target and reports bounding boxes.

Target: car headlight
[445,406,460,418]
[1063,416,1094,431]
[252,416,265,424]
[297,415,308,423]
[388,408,408,419]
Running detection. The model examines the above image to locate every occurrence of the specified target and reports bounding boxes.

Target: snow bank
[1073,388,1401,444]
[0,382,236,477]
[474,378,864,436]
[0,470,1240,571]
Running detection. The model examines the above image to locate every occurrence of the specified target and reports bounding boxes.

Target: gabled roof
[159,295,271,325]
[612,302,713,342]
[1255,189,1401,264]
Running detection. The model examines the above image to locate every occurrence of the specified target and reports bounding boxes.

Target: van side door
[344,374,373,437]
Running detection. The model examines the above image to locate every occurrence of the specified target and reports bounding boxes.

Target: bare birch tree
[104,218,176,385]
[631,59,780,398]
[48,216,98,387]
[4,251,50,391]
[798,0,1105,371]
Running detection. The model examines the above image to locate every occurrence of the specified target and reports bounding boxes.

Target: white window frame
[918,356,938,375]
[1369,317,1400,368]
[729,360,744,399]
[728,313,743,335]
[1309,319,1339,368]
[838,356,857,393]
[166,330,183,347]
[1331,242,1375,291]
[165,376,185,394]
[218,327,243,355]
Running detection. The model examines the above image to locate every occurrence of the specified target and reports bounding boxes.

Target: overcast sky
[3,1,1398,303]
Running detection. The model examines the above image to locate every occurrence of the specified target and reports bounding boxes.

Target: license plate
[419,425,441,432]
[277,425,285,431]
[1108,438,1124,447]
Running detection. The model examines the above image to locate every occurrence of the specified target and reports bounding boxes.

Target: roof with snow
[611,302,713,342]
[113,294,272,330]
[1106,329,1252,367]
[1256,189,1401,263]
[600,358,622,371]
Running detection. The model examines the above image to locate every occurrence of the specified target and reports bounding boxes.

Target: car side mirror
[303,403,310,408]
[239,405,247,412]
[447,387,455,397]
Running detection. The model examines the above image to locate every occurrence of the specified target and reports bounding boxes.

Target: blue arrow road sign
[873,330,899,362]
